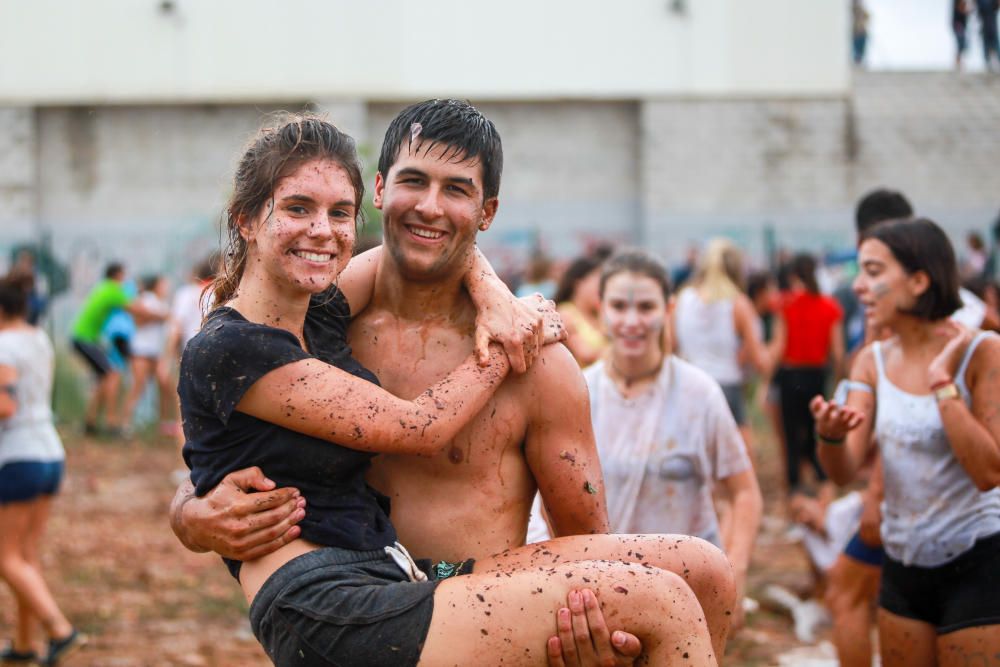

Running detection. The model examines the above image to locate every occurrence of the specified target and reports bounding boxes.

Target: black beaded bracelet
[817,433,845,446]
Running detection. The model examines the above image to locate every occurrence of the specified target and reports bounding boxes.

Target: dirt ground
[0,423,840,667]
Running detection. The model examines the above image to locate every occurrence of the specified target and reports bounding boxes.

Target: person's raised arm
[522,346,610,536]
[0,364,17,419]
[931,324,1000,490]
[237,343,510,458]
[814,346,877,485]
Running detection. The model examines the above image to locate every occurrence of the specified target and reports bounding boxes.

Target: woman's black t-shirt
[180,288,397,579]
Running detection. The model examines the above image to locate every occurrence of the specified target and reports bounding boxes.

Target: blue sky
[865,0,990,70]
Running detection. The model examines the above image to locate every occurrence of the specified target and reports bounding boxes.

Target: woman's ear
[236,212,256,243]
[908,269,931,299]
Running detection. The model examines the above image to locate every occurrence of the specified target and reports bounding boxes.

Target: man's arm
[169,467,306,561]
[522,345,609,536]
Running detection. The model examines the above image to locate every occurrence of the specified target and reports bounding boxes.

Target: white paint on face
[601,272,668,359]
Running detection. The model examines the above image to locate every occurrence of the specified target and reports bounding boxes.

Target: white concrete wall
[0,0,849,103]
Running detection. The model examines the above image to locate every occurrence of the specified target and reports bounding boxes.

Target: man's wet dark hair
[861,217,962,321]
[377,99,503,200]
[855,188,913,236]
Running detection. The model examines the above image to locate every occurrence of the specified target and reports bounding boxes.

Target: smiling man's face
[374,140,497,282]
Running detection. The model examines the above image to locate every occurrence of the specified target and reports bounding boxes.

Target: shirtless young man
[171,100,736,662]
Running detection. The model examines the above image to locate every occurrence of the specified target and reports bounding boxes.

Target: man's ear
[373,172,385,210]
[477,197,499,232]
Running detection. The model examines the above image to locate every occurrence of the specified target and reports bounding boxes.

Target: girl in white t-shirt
[531,249,763,626]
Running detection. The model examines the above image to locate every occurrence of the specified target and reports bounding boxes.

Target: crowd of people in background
[3,96,1000,666]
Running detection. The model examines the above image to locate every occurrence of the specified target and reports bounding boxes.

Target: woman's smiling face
[243,159,358,294]
[602,272,668,359]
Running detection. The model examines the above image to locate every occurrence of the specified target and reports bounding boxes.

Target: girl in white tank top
[811,218,1000,665]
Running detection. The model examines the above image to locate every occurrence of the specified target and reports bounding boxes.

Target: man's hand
[171,467,305,561]
[545,589,642,667]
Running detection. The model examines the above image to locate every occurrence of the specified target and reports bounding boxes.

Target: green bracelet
[817,433,845,446]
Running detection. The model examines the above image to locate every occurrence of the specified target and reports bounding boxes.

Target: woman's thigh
[418,560,713,666]
[878,608,937,667]
[0,500,35,560]
[474,534,734,657]
[937,624,1000,667]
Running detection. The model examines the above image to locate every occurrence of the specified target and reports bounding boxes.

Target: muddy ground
[1,424,839,666]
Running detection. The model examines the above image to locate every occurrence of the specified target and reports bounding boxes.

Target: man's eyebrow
[445,176,475,188]
[394,167,427,179]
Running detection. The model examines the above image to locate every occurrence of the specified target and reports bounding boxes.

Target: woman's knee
[675,537,736,610]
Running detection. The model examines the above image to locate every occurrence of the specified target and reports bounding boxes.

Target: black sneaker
[0,645,37,663]
[43,630,84,666]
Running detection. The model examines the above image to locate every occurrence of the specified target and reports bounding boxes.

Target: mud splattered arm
[465,247,556,374]
[236,346,510,457]
[169,468,304,560]
[523,345,610,536]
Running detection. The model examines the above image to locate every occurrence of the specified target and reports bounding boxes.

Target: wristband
[934,382,960,403]
[817,432,845,446]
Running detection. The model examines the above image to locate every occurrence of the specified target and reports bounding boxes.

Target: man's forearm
[169,481,209,553]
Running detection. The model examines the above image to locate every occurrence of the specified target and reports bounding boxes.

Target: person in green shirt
[70,262,164,436]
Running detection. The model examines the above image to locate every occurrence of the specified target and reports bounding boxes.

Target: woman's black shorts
[879,532,1000,634]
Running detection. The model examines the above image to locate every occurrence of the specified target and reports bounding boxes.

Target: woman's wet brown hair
[211,114,365,307]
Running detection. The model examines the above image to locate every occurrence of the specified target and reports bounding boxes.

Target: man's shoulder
[512,344,588,407]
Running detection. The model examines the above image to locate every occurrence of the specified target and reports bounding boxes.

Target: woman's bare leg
[122,357,153,429]
[476,534,735,658]
[937,625,1000,667]
[419,560,717,666]
[0,500,73,641]
[878,608,936,667]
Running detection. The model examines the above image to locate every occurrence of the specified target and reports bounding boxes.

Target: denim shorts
[879,532,1000,634]
[0,460,64,504]
[249,547,441,667]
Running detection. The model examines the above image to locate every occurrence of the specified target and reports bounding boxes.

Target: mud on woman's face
[601,273,667,357]
[246,159,358,293]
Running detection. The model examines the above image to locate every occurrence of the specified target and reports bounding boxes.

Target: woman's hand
[809,395,865,442]
[475,293,565,374]
[927,320,975,388]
